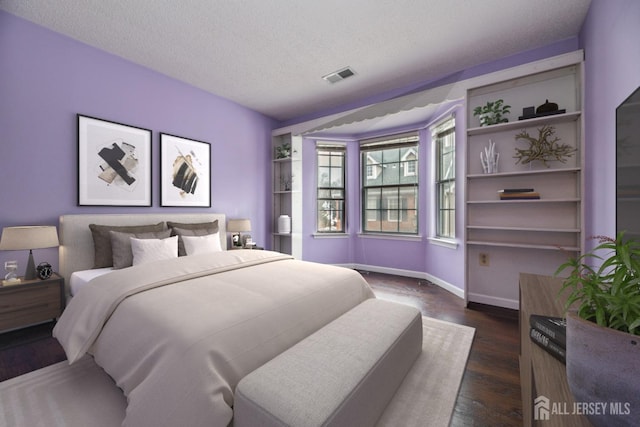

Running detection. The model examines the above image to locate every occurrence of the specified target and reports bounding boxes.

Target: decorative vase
[566,311,639,426]
[480,139,499,174]
[277,215,291,234]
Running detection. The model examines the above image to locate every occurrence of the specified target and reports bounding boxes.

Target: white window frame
[315,142,346,234]
[360,132,419,235]
[432,116,456,240]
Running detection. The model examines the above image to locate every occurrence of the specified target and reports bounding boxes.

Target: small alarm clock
[36,262,53,280]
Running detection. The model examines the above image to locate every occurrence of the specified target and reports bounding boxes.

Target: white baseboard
[467,293,519,310]
[336,263,465,301]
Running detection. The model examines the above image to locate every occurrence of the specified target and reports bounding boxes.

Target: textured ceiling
[0,0,591,122]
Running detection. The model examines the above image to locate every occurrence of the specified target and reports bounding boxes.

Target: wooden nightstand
[0,273,65,333]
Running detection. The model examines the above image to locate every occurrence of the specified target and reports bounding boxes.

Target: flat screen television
[616,86,640,240]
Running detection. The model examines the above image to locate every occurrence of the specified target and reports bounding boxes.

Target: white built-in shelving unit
[465,62,584,309]
[271,133,302,258]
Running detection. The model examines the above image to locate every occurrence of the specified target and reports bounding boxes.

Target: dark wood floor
[363,271,522,426]
[0,271,522,426]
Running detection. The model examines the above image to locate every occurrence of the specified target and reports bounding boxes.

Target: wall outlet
[479,252,490,266]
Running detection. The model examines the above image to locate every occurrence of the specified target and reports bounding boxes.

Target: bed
[59,213,228,296]
[53,213,375,427]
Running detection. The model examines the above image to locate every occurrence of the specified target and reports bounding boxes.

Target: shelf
[272,133,302,258]
[273,157,300,163]
[467,111,581,136]
[467,167,580,179]
[467,198,580,204]
[464,61,584,309]
[467,240,580,251]
[467,225,580,233]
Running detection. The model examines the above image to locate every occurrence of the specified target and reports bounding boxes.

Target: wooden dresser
[519,273,591,426]
[0,273,65,332]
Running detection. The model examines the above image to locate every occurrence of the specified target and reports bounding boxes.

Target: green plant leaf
[556,232,640,336]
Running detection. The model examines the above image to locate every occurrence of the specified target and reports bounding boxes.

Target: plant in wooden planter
[555,233,640,427]
[514,125,576,167]
[472,99,511,126]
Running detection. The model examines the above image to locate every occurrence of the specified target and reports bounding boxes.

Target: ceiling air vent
[322,66,356,84]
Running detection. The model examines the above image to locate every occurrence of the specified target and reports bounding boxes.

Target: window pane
[330,189,344,199]
[316,146,345,233]
[399,210,417,233]
[439,182,455,209]
[364,187,381,231]
[318,166,331,186]
[318,189,332,199]
[440,151,454,180]
[382,162,400,185]
[329,167,343,187]
[399,186,417,209]
[318,154,331,167]
[366,188,381,209]
[317,200,344,232]
[365,215,381,232]
[434,120,455,239]
[438,207,455,238]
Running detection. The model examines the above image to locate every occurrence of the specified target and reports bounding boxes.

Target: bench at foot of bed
[234,298,423,427]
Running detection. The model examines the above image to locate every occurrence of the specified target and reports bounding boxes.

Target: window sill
[357,233,422,242]
[428,237,459,249]
[313,233,349,239]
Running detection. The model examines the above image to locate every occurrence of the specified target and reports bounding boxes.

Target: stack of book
[498,188,540,200]
[529,314,566,363]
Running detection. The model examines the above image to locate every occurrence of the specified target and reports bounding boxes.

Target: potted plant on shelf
[555,233,640,427]
[275,142,291,159]
[473,99,511,126]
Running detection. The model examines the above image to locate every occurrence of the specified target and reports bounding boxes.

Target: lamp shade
[0,226,59,251]
[227,219,251,233]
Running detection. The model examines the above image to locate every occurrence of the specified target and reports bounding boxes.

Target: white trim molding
[467,293,519,310]
[338,262,465,300]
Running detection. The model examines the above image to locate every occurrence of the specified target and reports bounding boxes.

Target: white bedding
[69,267,113,296]
[54,250,374,427]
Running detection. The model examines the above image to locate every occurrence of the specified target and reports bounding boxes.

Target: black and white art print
[77,115,152,206]
[160,133,211,207]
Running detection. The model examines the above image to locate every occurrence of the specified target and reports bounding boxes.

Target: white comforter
[54,250,374,427]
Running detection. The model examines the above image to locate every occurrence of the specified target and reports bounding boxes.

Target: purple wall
[301,104,467,289]
[3,1,638,294]
[0,12,275,272]
[297,0,640,293]
[581,0,640,248]
[296,42,586,292]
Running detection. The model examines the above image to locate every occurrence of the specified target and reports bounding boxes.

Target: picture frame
[160,133,211,207]
[77,114,152,206]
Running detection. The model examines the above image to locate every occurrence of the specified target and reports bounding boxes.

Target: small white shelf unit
[465,62,584,309]
[271,133,302,258]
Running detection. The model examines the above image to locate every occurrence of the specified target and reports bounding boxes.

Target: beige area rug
[0,317,474,427]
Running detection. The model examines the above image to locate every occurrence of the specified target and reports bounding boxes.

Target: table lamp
[0,226,59,280]
[227,219,251,247]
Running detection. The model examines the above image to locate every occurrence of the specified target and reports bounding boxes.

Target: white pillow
[131,235,178,266]
[181,232,222,255]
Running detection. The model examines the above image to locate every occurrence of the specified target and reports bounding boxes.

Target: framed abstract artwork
[77,114,152,206]
[160,133,211,207]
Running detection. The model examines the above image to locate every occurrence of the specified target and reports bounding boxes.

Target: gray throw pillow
[110,229,172,269]
[89,222,165,268]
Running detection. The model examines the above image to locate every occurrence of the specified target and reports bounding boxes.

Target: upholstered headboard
[58,213,227,287]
